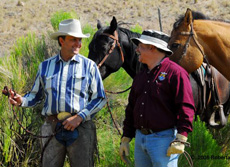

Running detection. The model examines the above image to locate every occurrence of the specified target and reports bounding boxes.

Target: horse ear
[108,16,117,34]
[184,8,193,25]
[97,20,103,29]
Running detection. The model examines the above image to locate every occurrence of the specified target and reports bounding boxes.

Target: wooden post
[158,8,163,32]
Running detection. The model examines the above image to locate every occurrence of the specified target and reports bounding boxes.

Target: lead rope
[2,86,61,165]
[184,150,194,167]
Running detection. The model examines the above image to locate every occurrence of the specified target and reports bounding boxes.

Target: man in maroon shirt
[119,30,195,166]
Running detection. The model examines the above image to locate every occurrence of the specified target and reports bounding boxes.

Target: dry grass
[1,0,230,57]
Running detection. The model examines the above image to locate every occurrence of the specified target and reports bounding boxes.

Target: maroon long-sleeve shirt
[123,57,195,138]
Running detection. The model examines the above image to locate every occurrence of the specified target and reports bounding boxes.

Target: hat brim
[131,38,173,55]
[50,32,90,40]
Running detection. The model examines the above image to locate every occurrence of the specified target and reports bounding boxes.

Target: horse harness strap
[97,30,124,68]
[179,22,206,64]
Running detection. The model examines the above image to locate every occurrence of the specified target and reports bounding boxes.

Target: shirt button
[147,80,150,83]
[142,102,144,105]
[141,126,143,128]
[144,91,147,94]
[140,114,143,117]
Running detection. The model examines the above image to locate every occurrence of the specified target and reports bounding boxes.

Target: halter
[97,30,124,68]
[177,22,206,64]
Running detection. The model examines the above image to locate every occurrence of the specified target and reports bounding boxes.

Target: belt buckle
[141,128,149,135]
[57,112,72,121]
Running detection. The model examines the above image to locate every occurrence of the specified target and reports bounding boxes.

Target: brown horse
[168,8,230,81]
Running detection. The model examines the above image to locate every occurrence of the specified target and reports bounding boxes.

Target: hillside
[1,0,230,57]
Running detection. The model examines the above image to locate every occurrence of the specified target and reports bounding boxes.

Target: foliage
[50,10,78,31]
[130,24,142,33]
[179,117,229,167]
[0,32,48,166]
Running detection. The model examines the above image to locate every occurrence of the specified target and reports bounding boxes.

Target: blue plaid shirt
[21,53,106,121]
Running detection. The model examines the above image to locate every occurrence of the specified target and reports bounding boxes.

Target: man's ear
[59,37,65,46]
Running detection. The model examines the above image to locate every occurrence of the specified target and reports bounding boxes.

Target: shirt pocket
[150,80,161,97]
[73,73,86,93]
[44,75,57,91]
[150,79,168,98]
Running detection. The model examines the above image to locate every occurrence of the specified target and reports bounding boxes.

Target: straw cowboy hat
[50,19,90,40]
[131,30,173,55]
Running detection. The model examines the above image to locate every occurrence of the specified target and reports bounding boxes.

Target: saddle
[192,63,230,128]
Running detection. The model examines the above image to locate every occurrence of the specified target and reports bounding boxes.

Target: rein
[2,86,60,164]
[2,86,57,138]
[105,86,131,94]
[96,30,131,136]
[97,30,124,68]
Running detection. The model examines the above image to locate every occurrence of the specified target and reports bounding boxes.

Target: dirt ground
[1,0,230,57]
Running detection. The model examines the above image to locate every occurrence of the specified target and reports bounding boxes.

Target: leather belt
[46,115,61,123]
[46,112,75,123]
[140,128,155,135]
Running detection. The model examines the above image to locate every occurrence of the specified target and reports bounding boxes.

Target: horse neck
[118,28,142,79]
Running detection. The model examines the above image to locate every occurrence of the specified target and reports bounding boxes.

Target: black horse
[88,16,230,128]
[88,17,142,79]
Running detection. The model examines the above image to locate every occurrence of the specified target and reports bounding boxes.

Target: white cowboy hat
[50,19,90,40]
[131,30,173,55]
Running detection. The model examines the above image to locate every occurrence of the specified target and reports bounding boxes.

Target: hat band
[140,35,168,47]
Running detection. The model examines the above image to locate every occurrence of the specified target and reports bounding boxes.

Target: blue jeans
[55,122,79,147]
[41,120,96,167]
[135,128,179,167]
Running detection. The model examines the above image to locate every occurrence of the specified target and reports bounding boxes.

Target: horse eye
[170,43,181,49]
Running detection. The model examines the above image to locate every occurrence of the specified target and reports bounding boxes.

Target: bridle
[97,30,124,68]
[173,21,227,128]
[96,30,129,136]
[173,22,206,64]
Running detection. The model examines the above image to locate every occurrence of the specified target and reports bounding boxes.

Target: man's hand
[62,114,83,131]
[167,134,188,156]
[8,89,23,106]
[119,137,131,164]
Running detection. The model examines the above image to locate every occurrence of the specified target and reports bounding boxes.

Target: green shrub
[0,30,48,167]
[50,10,78,31]
[179,117,229,167]
[130,24,142,33]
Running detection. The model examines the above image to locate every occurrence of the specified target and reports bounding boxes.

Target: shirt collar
[146,56,167,73]
[55,52,80,64]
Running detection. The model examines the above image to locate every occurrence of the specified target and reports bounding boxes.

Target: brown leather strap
[98,30,124,68]
[46,115,62,123]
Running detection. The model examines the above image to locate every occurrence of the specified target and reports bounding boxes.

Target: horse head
[168,8,208,73]
[88,17,125,79]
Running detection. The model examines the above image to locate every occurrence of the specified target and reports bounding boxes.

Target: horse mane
[173,11,210,29]
[173,11,230,29]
